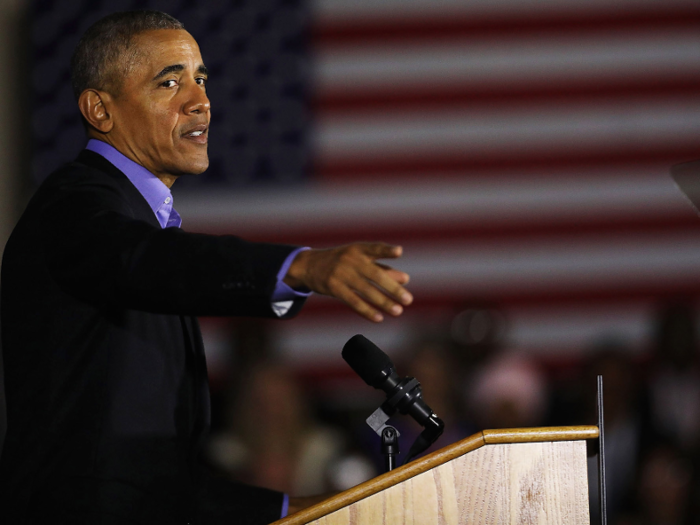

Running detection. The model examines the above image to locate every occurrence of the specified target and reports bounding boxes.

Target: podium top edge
[482,425,600,444]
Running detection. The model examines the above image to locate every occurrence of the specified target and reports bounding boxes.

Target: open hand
[284,243,412,322]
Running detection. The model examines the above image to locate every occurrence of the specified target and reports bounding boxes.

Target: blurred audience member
[622,443,694,525]
[450,304,506,371]
[646,302,700,453]
[450,304,550,429]
[468,351,548,429]
[207,361,348,496]
[450,304,549,429]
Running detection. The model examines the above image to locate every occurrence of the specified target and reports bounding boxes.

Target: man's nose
[184,84,210,115]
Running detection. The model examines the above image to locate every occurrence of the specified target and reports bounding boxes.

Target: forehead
[128,29,203,77]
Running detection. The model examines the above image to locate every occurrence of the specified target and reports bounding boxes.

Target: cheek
[156,110,180,141]
[137,100,179,144]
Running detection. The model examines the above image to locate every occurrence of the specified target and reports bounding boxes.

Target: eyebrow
[152,64,209,81]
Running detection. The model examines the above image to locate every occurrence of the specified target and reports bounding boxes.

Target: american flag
[176,0,700,375]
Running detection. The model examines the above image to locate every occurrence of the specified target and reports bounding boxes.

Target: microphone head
[342,334,395,387]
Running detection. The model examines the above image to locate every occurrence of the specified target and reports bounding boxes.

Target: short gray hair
[70,10,185,100]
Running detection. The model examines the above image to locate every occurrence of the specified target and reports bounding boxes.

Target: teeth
[189,130,203,137]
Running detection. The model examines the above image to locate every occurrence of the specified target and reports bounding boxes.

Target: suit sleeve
[39,173,305,318]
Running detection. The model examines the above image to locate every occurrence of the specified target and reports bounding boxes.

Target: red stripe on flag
[313,9,700,47]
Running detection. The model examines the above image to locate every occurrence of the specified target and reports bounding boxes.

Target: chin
[177,157,209,176]
[190,162,209,175]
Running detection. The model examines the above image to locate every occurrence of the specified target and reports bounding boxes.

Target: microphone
[342,334,394,388]
[342,334,444,464]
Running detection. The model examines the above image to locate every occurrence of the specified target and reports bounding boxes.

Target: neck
[87,132,178,188]
[158,174,178,188]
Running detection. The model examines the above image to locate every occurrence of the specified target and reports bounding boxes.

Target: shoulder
[40,150,128,196]
[31,150,150,220]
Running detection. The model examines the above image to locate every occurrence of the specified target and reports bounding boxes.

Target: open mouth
[182,124,209,144]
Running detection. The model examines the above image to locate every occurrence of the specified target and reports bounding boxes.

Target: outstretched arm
[283,242,413,322]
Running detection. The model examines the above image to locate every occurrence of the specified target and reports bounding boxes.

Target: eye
[161,79,177,88]
[196,76,207,86]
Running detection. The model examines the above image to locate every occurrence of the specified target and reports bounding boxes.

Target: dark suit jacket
[0,150,305,524]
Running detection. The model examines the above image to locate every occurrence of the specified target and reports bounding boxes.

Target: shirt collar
[85,139,181,229]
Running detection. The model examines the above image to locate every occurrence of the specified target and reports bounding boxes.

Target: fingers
[356,244,412,303]
[328,266,409,322]
[340,267,413,323]
[376,263,410,285]
[363,263,413,307]
[333,280,386,323]
[362,242,403,260]
[345,244,413,321]
[388,269,411,286]
[356,279,405,317]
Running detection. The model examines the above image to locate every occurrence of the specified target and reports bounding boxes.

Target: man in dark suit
[0,10,412,525]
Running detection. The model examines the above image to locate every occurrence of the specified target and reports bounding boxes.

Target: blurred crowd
[197,301,699,524]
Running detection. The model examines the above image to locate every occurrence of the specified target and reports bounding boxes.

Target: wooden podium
[272,425,599,525]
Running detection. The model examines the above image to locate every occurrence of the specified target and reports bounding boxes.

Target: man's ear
[78,89,114,133]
